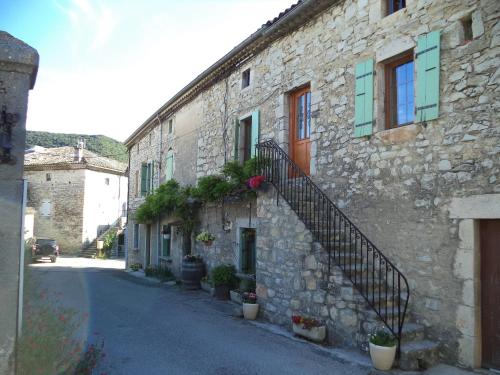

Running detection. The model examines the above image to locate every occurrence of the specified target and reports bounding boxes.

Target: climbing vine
[134,158,261,227]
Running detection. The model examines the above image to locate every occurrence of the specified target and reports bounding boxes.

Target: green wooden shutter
[251,110,260,158]
[233,118,240,161]
[354,59,374,137]
[416,30,440,122]
[151,161,155,191]
[166,150,173,181]
[140,164,147,196]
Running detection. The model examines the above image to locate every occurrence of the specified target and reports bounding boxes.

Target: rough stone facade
[0,31,38,375]
[125,0,499,368]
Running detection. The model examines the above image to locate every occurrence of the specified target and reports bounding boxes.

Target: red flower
[292,315,302,324]
[247,175,266,189]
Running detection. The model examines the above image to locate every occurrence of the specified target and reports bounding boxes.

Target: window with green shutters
[234,109,260,162]
[354,59,374,137]
[165,149,174,181]
[140,163,148,196]
[415,30,440,122]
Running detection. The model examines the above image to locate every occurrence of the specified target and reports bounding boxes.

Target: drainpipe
[125,148,131,268]
[157,116,163,263]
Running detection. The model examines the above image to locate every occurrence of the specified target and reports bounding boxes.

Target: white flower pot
[292,323,326,342]
[369,342,397,371]
[242,303,259,320]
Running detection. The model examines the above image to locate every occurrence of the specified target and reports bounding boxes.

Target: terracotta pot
[181,260,205,290]
[203,240,213,247]
[242,303,259,320]
[292,323,326,342]
[214,284,230,300]
[369,342,397,371]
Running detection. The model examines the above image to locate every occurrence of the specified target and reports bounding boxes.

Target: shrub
[211,264,236,286]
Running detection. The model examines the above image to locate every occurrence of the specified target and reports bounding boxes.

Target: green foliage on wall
[26,131,127,163]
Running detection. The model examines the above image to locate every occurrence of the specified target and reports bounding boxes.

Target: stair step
[399,340,440,371]
[401,322,425,343]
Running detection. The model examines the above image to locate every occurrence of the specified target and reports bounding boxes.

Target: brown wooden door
[290,86,311,175]
[481,219,500,369]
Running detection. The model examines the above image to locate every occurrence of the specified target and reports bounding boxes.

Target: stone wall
[25,169,86,253]
[0,31,38,375]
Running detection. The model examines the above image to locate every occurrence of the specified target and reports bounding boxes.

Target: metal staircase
[256,140,411,354]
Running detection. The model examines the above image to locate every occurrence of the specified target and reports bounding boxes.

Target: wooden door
[290,86,311,175]
[481,219,500,370]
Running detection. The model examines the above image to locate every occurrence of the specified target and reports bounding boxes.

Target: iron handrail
[256,139,410,354]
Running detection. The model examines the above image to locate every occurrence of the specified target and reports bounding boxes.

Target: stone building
[0,31,38,375]
[24,145,128,253]
[125,0,499,370]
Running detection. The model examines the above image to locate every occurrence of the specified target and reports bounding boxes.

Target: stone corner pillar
[0,31,38,375]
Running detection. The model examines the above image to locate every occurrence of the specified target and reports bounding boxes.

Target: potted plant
[211,264,236,300]
[196,231,216,246]
[181,254,205,290]
[242,292,259,320]
[368,330,397,371]
[291,315,326,342]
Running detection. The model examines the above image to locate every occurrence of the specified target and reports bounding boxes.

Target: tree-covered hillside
[26,131,128,163]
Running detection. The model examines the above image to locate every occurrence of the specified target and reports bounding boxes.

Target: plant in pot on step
[368,329,397,371]
[242,292,259,320]
[291,315,326,342]
[211,264,236,300]
[196,231,216,247]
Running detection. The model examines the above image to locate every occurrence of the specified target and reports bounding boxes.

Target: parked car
[32,238,59,263]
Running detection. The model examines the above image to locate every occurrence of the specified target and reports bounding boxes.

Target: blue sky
[0,0,294,141]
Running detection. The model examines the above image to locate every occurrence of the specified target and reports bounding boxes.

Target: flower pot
[203,240,213,247]
[181,260,205,290]
[230,290,242,304]
[369,342,397,371]
[200,280,213,295]
[242,303,259,320]
[214,284,230,300]
[292,323,326,342]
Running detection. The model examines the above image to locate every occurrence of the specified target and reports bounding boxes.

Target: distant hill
[26,131,128,163]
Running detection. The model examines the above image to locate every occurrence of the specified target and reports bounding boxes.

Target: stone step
[401,322,425,343]
[399,339,440,371]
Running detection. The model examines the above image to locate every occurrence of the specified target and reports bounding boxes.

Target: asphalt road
[27,257,376,375]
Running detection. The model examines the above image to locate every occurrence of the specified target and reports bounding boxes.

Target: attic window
[242,69,251,89]
[168,119,173,134]
[46,173,51,182]
[105,178,110,185]
[386,0,405,16]
[462,17,473,42]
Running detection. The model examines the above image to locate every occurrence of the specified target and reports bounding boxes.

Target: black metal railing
[256,139,410,354]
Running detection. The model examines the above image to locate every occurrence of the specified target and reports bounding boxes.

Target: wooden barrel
[181,260,205,290]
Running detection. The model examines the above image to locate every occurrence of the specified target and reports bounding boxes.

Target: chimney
[75,139,85,162]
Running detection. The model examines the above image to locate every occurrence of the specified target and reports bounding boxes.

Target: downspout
[157,116,163,263]
[125,147,131,268]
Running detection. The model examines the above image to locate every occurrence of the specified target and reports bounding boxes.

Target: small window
[386,0,406,16]
[149,133,152,145]
[133,223,140,249]
[462,17,473,42]
[137,143,140,154]
[242,69,251,89]
[105,178,110,185]
[46,173,51,182]
[384,52,414,129]
[168,119,173,134]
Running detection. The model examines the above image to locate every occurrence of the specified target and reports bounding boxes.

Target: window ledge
[375,123,421,145]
